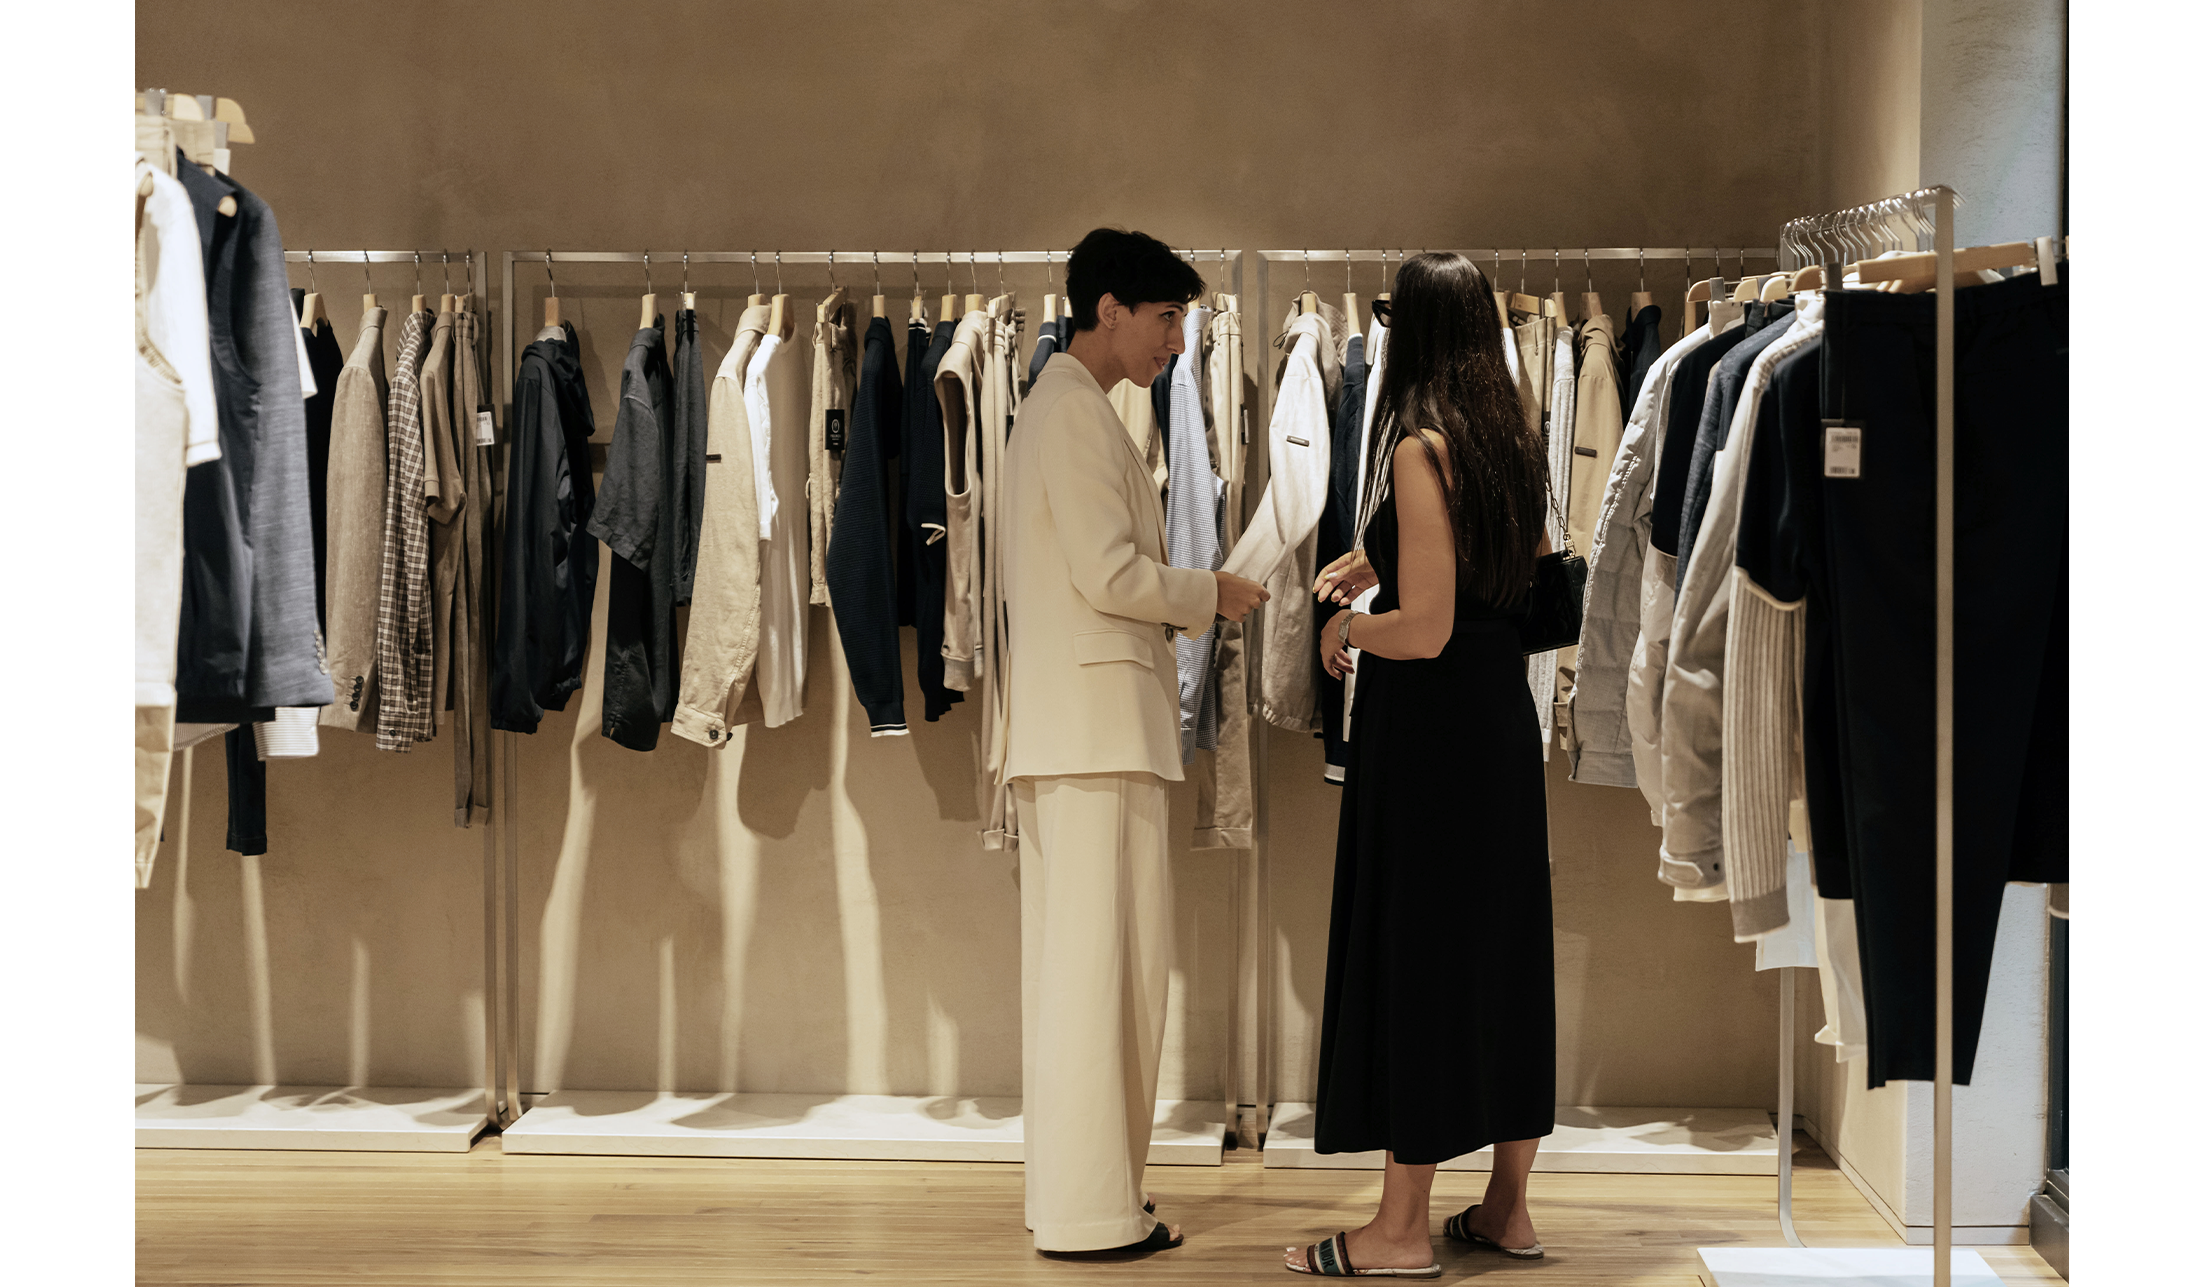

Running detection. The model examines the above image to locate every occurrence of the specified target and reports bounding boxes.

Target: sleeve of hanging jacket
[491,352,562,733]
[1570,342,1672,788]
[826,319,909,736]
[1219,317,1331,586]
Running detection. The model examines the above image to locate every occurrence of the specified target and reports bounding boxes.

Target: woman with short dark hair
[1285,252,1558,1278]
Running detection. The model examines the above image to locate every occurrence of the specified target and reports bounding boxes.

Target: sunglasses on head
[1370,298,1392,324]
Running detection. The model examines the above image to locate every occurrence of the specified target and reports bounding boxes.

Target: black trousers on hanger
[1815,269,2068,1088]
[225,726,267,856]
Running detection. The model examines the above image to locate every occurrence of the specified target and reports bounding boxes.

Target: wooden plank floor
[136,1137,2066,1285]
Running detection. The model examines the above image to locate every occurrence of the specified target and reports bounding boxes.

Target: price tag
[474,410,496,447]
[1822,421,1863,478]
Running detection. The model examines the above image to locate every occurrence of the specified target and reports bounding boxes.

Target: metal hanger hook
[466,250,475,296]
[997,249,1006,295]
[643,250,653,294]
[1344,252,1353,294]
[363,252,374,296]
[872,250,881,294]
[1638,246,1647,290]
[774,250,783,293]
[441,250,451,293]
[1044,248,1052,289]
[305,249,317,292]
[412,250,422,294]
[911,250,924,295]
[1583,246,1593,294]
[1519,247,1527,294]
[543,250,555,297]
[1303,249,1311,292]
[827,249,837,289]
[682,251,691,294]
[1552,247,1561,294]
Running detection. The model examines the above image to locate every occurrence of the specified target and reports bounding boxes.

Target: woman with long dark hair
[1284,252,1557,1278]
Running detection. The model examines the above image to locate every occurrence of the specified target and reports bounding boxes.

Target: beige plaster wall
[137,0,1858,1105]
[1819,0,1925,212]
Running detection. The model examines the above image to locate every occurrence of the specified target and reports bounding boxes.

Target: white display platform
[1697,1246,2003,1285]
[135,1084,490,1152]
[1264,1103,1791,1174]
[502,1093,1230,1164]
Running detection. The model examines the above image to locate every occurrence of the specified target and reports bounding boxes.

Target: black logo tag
[826,409,847,452]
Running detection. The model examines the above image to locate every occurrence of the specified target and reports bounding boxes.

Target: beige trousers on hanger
[1016,771,1171,1252]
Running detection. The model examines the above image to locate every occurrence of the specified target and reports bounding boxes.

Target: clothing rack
[489,249,1256,1160]
[1242,249,1796,1176]
[137,249,507,1153]
[289,247,516,1133]
[1697,186,1996,1287]
[284,247,515,1132]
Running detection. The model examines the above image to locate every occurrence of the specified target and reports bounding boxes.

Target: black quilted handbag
[1517,471,1587,656]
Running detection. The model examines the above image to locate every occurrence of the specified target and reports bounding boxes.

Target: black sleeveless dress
[1312,487,1556,1165]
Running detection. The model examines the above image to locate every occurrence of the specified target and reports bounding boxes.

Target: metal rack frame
[276,248,513,1133]
[493,247,1254,1142]
[1236,244,1776,1149]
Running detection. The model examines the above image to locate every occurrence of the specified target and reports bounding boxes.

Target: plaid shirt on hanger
[375,310,436,749]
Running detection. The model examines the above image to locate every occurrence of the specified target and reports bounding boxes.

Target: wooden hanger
[1583,290,1604,320]
[682,251,697,312]
[746,251,766,308]
[1683,274,1727,331]
[767,252,791,338]
[869,250,887,319]
[1507,291,1543,317]
[817,284,848,326]
[1043,294,1057,324]
[1790,264,1825,292]
[1546,291,1569,324]
[1732,275,1761,304]
[1758,273,1793,303]
[638,251,658,329]
[1855,240,2045,286]
[299,250,323,330]
[940,291,959,323]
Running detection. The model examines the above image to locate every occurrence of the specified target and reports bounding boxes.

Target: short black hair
[1064,228,1205,335]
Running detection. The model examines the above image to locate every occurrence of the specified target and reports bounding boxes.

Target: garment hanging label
[825,408,846,453]
[1822,421,1864,478]
[474,411,495,447]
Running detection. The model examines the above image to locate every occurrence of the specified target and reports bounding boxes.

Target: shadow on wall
[524,441,1024,1098]
[135,725,491,1090]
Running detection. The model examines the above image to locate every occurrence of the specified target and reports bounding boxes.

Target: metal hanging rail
[278,246,513,1132]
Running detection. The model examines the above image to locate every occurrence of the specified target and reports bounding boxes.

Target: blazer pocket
[1072,629,1154,670]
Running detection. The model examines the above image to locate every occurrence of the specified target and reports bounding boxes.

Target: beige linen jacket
[1002,355,1219,783]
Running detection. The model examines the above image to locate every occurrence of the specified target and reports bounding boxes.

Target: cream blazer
[1002,355,1219,782]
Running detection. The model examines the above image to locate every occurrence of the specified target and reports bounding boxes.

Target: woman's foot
[1468,1201,1537,1250]
[1284,1220,1433,1273]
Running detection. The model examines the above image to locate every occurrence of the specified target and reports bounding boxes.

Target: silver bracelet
[1337,609,1356,650]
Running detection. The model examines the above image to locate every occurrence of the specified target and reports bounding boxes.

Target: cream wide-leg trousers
[1015,771,1172,1252]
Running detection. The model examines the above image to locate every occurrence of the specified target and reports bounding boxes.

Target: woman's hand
[1313,549,1377,605]
[1321,610,1356,680]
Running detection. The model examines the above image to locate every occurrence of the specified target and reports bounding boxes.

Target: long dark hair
[1356,251,1545,606]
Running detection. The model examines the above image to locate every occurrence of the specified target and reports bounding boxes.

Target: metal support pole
[1932,185,1957,1287]
[1779,966,1801,1246]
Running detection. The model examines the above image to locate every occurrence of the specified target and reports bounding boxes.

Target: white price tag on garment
[1822,424,1862,478]
[474,411,496,447]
